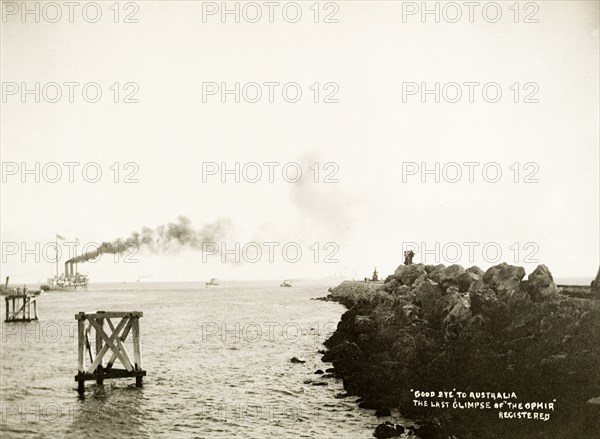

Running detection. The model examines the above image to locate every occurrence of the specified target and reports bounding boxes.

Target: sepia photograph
[1,1,599,438]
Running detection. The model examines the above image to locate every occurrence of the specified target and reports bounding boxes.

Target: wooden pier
[4,290,38,322]
[558,284,599,300]
[74,311,146,395]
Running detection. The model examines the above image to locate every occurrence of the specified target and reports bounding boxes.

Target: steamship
[41,259,88,291]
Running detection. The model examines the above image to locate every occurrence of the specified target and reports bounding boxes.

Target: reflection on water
[67,385,148,438]
[1,281,394,438]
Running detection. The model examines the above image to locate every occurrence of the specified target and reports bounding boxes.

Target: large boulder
[458,270,481,292]
[413,277,443,320]
[374,421,403,438]
[443,295,472,326]
[393,264,406,276]
[425,264,445,274]
[438,264,466,290]
[392,285,412,297]
[442,295,472,339]
[383,277,402,293]
[394,264,428,286]
[467,266,485,276]
[384,274,396,284]
[525,265,558,302]
[479,263,526,302]
[440,264,465,281]
[427,264,447,283]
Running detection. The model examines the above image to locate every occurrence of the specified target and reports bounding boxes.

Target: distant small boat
[206,278,219,286]
[280,280,292,288]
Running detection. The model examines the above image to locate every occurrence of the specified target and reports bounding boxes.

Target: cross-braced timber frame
[74,311,145,395]
[4,293,38,322]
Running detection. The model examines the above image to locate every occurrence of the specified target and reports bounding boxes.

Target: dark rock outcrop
[525,264,558,301]
[324,263,600,439]
[479,263,526,299]
[394,264,428,286]
[457,270,481,292]
[374,421,403,438]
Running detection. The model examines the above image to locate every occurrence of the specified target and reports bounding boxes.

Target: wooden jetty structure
[4,289,38,322]
[558,284,599,299]
[74,311,146,395]
[558,266,600,300]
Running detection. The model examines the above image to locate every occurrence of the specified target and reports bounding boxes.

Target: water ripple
[1,281,382,438]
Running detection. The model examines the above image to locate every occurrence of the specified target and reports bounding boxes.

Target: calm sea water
[0,281,402,438]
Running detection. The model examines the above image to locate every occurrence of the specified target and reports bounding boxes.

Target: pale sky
[1,1,598,283]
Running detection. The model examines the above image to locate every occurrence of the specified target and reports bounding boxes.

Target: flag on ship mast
[56,234,65,240]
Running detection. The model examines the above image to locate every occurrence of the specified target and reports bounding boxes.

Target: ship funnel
[64,261,70,278]
[70,261,75,278]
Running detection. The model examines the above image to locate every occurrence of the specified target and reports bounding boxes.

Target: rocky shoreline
[320,263,600,438]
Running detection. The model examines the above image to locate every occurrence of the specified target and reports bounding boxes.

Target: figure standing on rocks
[403,250,415,265]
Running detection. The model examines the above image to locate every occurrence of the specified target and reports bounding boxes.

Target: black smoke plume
[67,216,232,264]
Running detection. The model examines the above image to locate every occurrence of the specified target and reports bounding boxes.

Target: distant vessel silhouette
[41,236,88,291]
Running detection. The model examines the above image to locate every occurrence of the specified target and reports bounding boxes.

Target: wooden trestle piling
[4,290,38,322]
[74,311,145,395]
